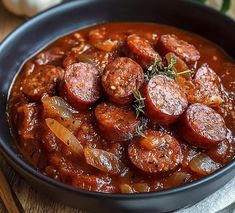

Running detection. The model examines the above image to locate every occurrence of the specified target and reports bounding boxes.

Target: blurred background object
[198,0,235,19]
[2,0,63,17]
[1,0,235,19]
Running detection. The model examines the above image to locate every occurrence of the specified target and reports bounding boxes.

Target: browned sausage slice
[21,65,64,101]
[142,75,188,125]
[180,103,227,149]
[102,57,144,104]
[128,130,182,174]
[157,34,200,65]
[125,34,161,68]
[193,63,223,107]
[95,102,140,141]
[60,62,101,109]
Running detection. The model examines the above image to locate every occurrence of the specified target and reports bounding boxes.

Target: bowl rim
[0,0,235,200]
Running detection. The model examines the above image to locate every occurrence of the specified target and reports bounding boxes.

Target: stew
[8,23,235,193]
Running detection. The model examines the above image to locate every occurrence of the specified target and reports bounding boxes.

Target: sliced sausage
[95,102,140,141]
[193,63,223,107]
[21,65,64,101]
[157,34,200,65]
[142,75,188,125]
[102,57,144,104]
[125,34,161,68]
[60,62,102,109]
[128,130,182,174]
[180,103,227,149]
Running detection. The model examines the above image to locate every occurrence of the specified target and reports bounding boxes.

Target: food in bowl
[8,23,235,193]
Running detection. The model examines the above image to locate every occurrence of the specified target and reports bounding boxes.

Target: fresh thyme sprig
[144,57,192,81]
[135,124,146,138]
[144,59,162,81]
[132,90,145,118]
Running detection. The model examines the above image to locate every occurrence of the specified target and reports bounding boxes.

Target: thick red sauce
[8,23,235,193]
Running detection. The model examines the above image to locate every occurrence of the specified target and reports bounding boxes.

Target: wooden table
[0,2,80,213]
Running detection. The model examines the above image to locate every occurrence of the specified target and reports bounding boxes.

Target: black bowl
[0,0,235,212]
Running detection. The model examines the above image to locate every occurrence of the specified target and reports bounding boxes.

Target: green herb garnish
[135,125,146,138]
[144,57,192,81]
[132,90,145,118]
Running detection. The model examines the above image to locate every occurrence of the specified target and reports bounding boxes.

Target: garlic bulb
[2,0,63,17]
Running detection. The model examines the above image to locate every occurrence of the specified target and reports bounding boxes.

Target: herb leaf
[145,57,192,81]
[135,125,146,138]
[144,57,177,80]
[221,0,231,13]
[144,59,162,81]
[133,90,145,118]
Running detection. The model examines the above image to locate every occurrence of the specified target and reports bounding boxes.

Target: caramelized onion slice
[119,183,134,193]
[95,39,119,52]
[84,148,124,175]
[42,96,77,119]
[43,96,81,131]
[45,118,83,156]
[189,153,220,176]
[132,183,150,192]
[59,117,82,132]
[164,171,191,188]
[165,52,191,80]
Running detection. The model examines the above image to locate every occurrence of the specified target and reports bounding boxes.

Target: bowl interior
[0,0,235,199]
